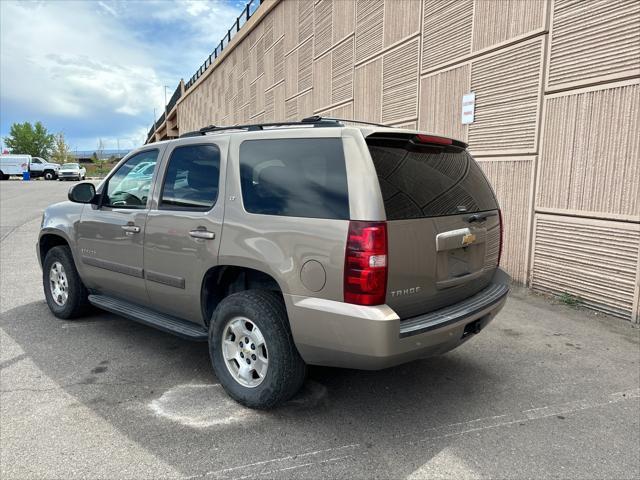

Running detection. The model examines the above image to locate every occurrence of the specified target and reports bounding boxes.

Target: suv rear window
[239,138,349,220]
[367,142,498,220]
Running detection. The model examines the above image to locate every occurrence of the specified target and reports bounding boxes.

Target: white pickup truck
[30,157,61,180]
[0,154,60,180]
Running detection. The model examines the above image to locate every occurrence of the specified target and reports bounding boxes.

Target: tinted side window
[368,144,498,220]
[104,150,158,208]
[239,138,349,220]
[160,144,220,210]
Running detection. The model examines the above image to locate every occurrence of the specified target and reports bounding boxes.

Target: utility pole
[117,138,120,155]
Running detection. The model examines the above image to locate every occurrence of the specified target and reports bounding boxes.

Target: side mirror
[68,182,98,204]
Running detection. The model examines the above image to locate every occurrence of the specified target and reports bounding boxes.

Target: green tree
[50,132,73,164]
[5,121,55,158]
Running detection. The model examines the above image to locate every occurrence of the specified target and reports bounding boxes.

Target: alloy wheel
[49,261,69,306]
[221,316,269,388]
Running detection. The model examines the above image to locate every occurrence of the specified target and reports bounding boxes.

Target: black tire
[44,170,55,180]
[209,290,307,409]
[0,171,6,180]
[43,245,90,319]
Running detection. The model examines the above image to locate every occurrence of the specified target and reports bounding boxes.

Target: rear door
[143,139,226,324]
[366,133,501,319]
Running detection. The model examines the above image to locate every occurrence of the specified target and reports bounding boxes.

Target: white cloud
[185,1,210,16]
[0,1,165,120]
[98,1,118,17]
[0,0,245,149]
[144,0,242,45]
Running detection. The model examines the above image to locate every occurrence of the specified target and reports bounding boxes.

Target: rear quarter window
[239,138,349,220]
[368,143,498,220]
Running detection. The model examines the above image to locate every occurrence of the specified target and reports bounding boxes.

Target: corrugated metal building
[148,0,640,322]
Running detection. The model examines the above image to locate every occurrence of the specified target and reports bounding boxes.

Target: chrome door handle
[189,229,215,240]
[121,225,140,233]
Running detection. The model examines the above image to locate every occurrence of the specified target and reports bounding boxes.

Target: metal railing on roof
[147,0,262,142]
[155,112,166,130]
[185,0,262,90]
[166,83,182,113]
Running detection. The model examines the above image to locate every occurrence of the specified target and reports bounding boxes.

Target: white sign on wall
[461,92,475,125]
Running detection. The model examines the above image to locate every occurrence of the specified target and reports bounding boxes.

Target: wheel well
[39,234,69,263]
[201,266,282,326]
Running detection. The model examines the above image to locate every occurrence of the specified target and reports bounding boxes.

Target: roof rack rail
[179,116,393,138]
[310,116,391,128]
[179,117,341,138]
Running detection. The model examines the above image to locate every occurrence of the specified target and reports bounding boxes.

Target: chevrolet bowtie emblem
[462,233,476,246]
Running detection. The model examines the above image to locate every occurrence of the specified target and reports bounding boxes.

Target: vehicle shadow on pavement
[2,300,501,478]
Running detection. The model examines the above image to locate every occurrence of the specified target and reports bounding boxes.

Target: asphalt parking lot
[1,179,639,479]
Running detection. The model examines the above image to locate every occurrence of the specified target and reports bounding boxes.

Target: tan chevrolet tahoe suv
[38,117,509,408]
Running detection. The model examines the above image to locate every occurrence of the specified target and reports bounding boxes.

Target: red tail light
[344,221,388,306]
[497,209,504,267]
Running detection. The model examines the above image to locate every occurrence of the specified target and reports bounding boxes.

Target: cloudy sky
[0,0,246,152]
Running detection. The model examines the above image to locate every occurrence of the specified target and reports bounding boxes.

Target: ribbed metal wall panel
[284,47,298,99]
[314,0,333,57]
[171,1,640,324]
[312,36,354,111]
[355,0,384,63]
[478,158,534,284]
[265,82,286,122]
[298,0,314,44]
[354,58,382,122]
[332,38,354,104]
[421,0,473,72]
[250,75,265,118]
[382,38,420,123]
[298,89,313,118]
[383,0,421,47]
[537,82,640,218]
[472,0,546,52]
[285,89,314,121]
[298,39,313,92]
[264,40,275,88]
[333,0,355,43]
[547,0,640,91]
[316,101,354,118]
[313,52,332,110]
[419,64,470,142]
[469,37,543,154]
[531,214,640,319]
[283,0,298,53]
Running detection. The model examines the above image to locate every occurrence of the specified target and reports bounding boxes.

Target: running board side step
[88,294,208,341]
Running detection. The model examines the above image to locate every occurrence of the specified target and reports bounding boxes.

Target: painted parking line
[191,387,639,479]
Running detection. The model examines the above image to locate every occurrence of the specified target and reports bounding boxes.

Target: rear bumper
[286,269,510,370]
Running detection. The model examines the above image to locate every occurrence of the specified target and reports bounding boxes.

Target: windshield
[61,163,79,170]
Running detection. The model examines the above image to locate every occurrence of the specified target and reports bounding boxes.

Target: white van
[0,154,31,180]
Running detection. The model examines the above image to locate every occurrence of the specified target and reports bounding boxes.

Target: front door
[77,148,161,303]
[144,140,226,324]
